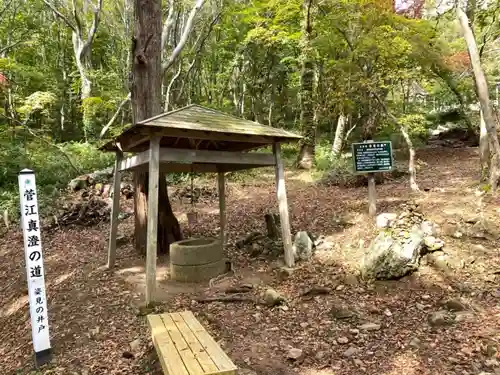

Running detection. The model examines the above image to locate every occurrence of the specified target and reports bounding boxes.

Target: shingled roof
[100,104,301,153]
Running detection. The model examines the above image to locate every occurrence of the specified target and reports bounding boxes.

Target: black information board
[352,141,393,173]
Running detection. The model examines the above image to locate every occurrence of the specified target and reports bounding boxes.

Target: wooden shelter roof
[100,104,301,153]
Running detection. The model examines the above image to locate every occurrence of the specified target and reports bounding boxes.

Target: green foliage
[398,113,431,142]
[19,91,57,117]
[0,0,495,216]
[0,141,113,218]
[315,143,334,171]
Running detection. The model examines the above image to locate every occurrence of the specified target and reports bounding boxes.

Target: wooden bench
[147,311,238,375]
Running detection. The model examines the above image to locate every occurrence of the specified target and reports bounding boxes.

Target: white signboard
[18,169,52,366]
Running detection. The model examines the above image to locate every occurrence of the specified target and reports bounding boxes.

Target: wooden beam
[218,171,226,246]
[118,127,155,151]
[273,143,294,267]
[118,149,150,171]
[146,136,161,305]
[159,148,275,166]
[152,124,275,144]
[107,151,123,269]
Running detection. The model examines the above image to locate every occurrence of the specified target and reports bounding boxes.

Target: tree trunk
[132,0,182,255]
[296,0,316,169]
[400,126,419,191]
[331,114,347,159]
[479,109,490,179]
[457,6,500,189]
[373,93,420,192]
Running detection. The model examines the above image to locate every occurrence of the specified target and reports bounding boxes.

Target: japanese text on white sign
[18,169,51,357]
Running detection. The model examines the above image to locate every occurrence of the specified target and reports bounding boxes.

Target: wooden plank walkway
[147,311,238,375]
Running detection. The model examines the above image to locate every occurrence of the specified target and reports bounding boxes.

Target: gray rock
[358,322,381,331]
[408,337,421,349]
[444,298,467,312]
[428,310,453,327]
[315,351,327,360]
[277,267,294,280]
[376,213,397,229]
[361,229,425,280]
[423,236,445,252]
[68,176,89,191]
[263,289,285,306]
[293,231,314,261]
[330,306,356,320]
[343,346,360,358]
[129,338,141,352]
[416,303,426,311]
[337,337,349,344]
[286,348,304,360]
[421,221,438,236]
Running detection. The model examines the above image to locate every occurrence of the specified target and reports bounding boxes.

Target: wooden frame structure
[101,104,301,304]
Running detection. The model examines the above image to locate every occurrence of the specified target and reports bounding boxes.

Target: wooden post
[145,137,160,305]
[107,150,123,269]
[217,171,226,246]
[366,140,376,217]
[273,143,294,267]
[368,172,376,216]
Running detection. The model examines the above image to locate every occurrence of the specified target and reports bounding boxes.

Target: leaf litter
[0,147,499,375]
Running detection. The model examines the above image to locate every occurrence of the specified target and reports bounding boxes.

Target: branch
[161,0,176,51]
[344,122,356,141]
[0,39,26,55]
[0,0,13,21]
[42,0,77,32]
[164,63,183,111]
[1,113,81,174]
[175,12,221,102]
[162,0,207,73]
[99,93,131,139]
[85,0,103,47]
[72,0,83,40]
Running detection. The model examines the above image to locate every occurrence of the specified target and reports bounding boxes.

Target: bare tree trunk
[43,0,103,141]
[400,126,419,191]
[373,94,420,191]
[132,0,182,255]
[296,0,316,169]
[331,114,347,159]
[479,109,490,179]
[161,0,206,73]
[457,6,500,189]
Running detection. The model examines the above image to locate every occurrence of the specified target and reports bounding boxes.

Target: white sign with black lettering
[18,169,52,366]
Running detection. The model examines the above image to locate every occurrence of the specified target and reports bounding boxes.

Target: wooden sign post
[352,141,393,217]
[18,169,52,367]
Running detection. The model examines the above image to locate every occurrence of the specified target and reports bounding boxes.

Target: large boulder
[361,229,425,280]
[293,231,314,261]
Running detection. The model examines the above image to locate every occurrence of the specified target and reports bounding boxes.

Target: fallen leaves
[1,147,500,375]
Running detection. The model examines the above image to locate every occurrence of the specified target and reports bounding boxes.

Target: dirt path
[1,147,499,375]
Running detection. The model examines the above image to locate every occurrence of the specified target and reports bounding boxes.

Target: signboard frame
[352,140,394,174]
[18,169,52,367]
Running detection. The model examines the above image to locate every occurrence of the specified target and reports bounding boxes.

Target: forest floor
[1,146,500,375]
